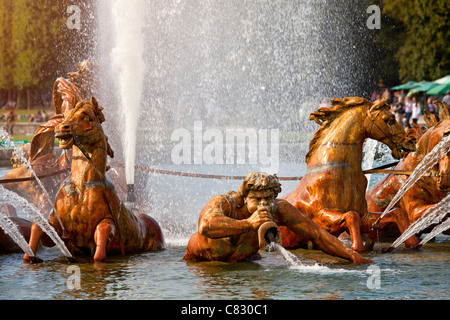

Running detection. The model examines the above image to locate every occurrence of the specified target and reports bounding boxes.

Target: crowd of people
[372,88,450,130]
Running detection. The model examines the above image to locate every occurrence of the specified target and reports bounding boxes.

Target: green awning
[408,81,439,94]
[427,83,450,95]
[391,81,421,90]
[433,75,450,85]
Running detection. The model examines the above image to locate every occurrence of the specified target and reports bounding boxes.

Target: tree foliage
[0,0,94,108]
[383,0,450,82]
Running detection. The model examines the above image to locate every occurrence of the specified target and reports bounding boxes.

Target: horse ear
[369,98,388,113]
[423,110,438,128]
[90,96,106,123]
[90,96,99,110]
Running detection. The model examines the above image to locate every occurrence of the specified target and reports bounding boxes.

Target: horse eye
[83,115,90,122]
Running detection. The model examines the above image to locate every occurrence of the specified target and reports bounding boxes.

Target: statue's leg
[93,218,115,262]
[409,204,434,224]
[23,223,44,263]
[314,209,365,252]
[363,209,419,250]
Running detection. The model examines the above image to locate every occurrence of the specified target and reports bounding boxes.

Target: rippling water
[1,238,448,300]
[1,163,449,300]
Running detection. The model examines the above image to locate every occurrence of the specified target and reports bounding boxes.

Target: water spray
[126,184,135,203]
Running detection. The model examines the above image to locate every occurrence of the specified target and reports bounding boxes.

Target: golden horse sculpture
[3,61,94,220]
[281,97,419,252]
[23,97,164,263]
[366,102,450,235]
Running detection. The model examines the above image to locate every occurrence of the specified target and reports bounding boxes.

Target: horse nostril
[60,124,71,131]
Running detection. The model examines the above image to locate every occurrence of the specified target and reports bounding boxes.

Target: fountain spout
[258,221,281,250]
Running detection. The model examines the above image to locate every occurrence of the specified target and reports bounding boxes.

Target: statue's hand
[247,209,273,231]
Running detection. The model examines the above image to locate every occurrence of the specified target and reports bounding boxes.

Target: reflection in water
[0,240,449,299]
[185,260,273,299]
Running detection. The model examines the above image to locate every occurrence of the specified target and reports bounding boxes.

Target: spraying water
[390,193,450,248]
[0,128,73,260]
[267,241,362,274]
[110,0,146,186]
[96,1,382,244]
[380,134,450,220]
[0,210,36,259]
[419,218,450,246]
[363,138,379,186]
[0,185,73,260]
[0,128,64,226]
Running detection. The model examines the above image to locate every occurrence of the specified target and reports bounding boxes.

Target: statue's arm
[198,196,250,239]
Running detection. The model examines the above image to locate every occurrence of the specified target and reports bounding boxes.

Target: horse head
[55,97,114,158]
[365,98,416,160]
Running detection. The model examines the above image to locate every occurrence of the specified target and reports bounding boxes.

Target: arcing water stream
[390,193,450,248]
[381,134,450,218]
[268,241,362,274]
[0,128,73,261]
[0,210,35,259]
[383,134,450,248]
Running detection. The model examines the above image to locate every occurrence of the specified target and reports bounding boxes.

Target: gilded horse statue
[23,97,164,262]
[280,97,419,252]
[366,102,450,234]
[3,61,95,215]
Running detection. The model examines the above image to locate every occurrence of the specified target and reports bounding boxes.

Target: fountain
[96,0,379,244]
[0,1,449,301]
[110,0,146,202]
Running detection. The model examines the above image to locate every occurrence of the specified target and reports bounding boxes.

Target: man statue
[184,172,371,263]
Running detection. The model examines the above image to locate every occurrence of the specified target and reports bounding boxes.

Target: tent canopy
[427,83,450,95]
[408,81,439,94]
[391,81,421,90]
[433,75,450,85]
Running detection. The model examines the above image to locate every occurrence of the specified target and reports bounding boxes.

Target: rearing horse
[281,97,418,252]
[24,97,164,262]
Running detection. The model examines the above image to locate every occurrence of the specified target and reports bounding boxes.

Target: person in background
[5,106,17,135]
[411,96,421,125]
[393,95,405,128]
[427,97,439,121]
[382,88,392,104]
[404,96,413,129]
[443,90,450,106]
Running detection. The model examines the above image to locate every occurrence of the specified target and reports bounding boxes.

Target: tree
[383,0,450,82]
[11,0,66,108]
[0,0,15,104]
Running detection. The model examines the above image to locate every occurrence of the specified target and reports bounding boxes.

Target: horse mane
[306,97,374,163]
